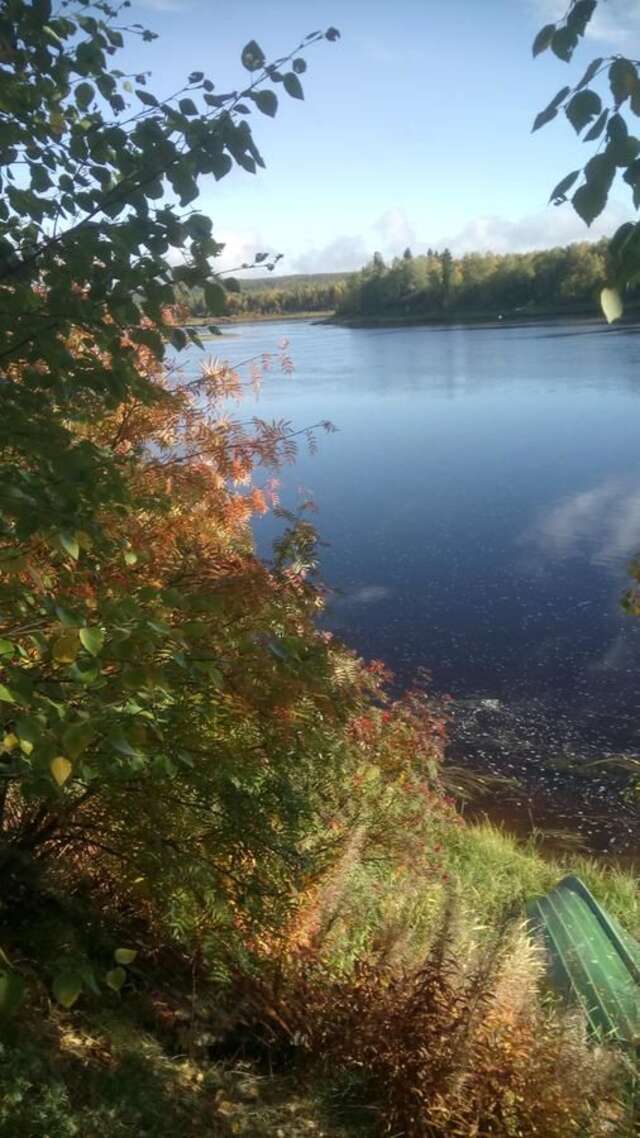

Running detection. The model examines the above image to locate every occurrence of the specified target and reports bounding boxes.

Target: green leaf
[136,89,158,107]
[33,0,52,20]
[0,640,14,658]
[114,948,137,965]
[584,152,616,191]
[565,89,601,133]
[532,23,555,57]
[610,58,637,106]
[251,90,278,117]
[106,966,126,992]
[584,109,608,141]
[607,132,640,168]
[0,972,24,1019]
[241,40,265,72]
[576,57,603,91]
[52,632,79,664]
[204,281,226,315]
[109,731,141,759]
[607,112,628,144]
[75,82,95,110]
[623,158,640,188]
[53,971,83,1009]
[283,72,304,101]
[0,685,15,704]
[69,662,99,686]
[532,106,558,132]
[567,0,596,35]
[292,58,307,74]
[63,721,96,759]
[549,169,580,204]
[170,168,198,206]
[59,532,80,560]
[185,214,212,239]
[79,627,105,657]
[601,287,624,323]
[179,97,198,116]
[572,181,607,225]
[79,964,101,996]
[532,86,570,133]
[551,26,578,62]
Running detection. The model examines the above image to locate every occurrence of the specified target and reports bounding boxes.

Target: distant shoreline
[184,310,332,330]
[321,304,640,330]
[185,305,640,333]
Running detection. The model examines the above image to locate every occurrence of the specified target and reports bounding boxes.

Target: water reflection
[185,318,640,745]
[524,477,640,567]
[330,584,394,607]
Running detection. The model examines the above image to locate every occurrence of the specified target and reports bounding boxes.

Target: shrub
[241,915,633,1138]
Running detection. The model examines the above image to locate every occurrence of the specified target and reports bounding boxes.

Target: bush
[241,914,633,1138]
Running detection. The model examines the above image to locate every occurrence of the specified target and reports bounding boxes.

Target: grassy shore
[186,302,640,332]
[184,310,332,329]
[5,809,636,1138]
[320,304,636,329]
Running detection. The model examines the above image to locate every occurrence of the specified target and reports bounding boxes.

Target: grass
[447,820,640,937]
[0,1006,366,1138]
[445,821,640,933]
[1,787,636,1137]
[184,310,332,328]
[295,809,639,975]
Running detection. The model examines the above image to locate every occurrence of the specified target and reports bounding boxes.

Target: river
[190,317,640,852]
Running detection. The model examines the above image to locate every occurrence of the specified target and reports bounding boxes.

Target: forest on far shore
[179,239,639,322]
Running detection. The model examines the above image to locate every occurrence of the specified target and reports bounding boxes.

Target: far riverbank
[185,303,640,333]
[320,302,640,331]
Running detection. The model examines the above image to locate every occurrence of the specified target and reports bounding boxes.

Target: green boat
[527,874,640,1048]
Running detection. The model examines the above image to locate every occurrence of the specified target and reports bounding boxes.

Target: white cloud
[291,208,415,273]
[138,0,193,10]
[292,234,371,274]
[285,197,628,274]
[373,207,416,252]
[439,199,629,256]
[213,227,273,274]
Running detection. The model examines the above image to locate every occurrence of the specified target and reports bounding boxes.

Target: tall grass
[250,793,639,1138]
[248,909,635,1138]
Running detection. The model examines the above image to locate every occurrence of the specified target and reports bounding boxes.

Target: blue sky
[123,0,640,273]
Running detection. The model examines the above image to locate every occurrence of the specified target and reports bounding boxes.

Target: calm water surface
[195,318,640,761]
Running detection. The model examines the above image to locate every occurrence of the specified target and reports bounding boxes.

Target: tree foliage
[179,274,351,319]
[335,241,612,321]
[0,0,336,539]
[0,2,433,1006]
[532,0,640,318]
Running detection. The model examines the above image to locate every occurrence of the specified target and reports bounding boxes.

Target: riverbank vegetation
[0,1,637,1135]
[334,241,619,323]
[180,241,634,326]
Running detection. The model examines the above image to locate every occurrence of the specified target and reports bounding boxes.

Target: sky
[121,0,640,274]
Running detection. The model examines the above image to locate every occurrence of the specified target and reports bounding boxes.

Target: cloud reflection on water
[522,477,640,674]
[523,477,640,570]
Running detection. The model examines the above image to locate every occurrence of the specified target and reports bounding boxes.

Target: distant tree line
[177,240,640,322]
[336,241,620,320]
[178,274,351,318]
